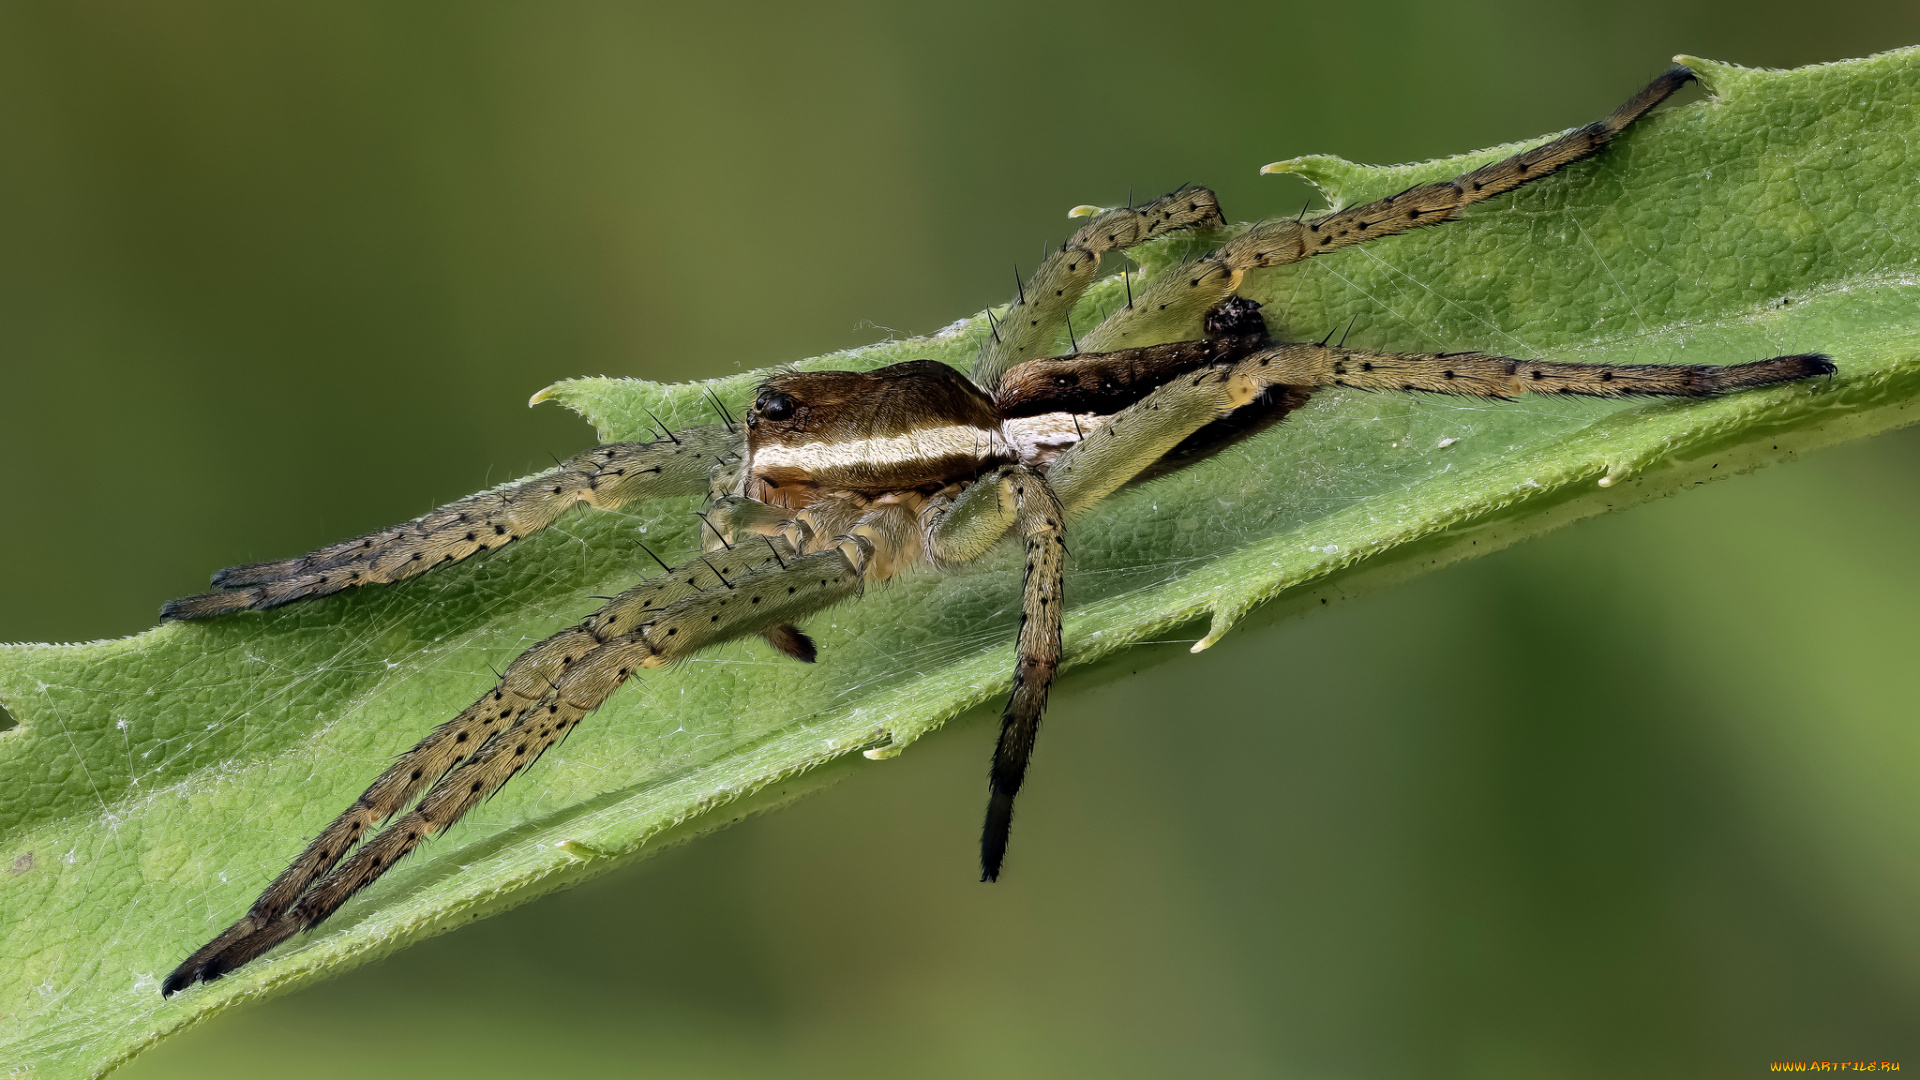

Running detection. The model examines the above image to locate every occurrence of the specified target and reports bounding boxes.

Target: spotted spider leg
[161,424,742,619]
[165,530,872,993]
[163,532,813,992]
[1080,65,1700,351]
[921,465,1067,880]
[1044,343,1833,524]
[971,187,1227,390]
[1217,343,1836,401]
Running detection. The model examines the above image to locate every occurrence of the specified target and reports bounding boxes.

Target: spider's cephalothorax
[158,64,1836,996]
[745,360,1012,507]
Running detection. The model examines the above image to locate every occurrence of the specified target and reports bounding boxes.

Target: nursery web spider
[160,64,1833,995]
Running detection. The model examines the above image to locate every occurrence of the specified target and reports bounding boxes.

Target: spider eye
[758,392,796,421]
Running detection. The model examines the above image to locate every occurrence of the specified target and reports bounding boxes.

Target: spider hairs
[158,63,1833,996]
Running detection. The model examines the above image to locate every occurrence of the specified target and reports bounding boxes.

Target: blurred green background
[3,2,1918,1077]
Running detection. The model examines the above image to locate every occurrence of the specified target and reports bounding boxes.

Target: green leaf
[5,49,1918,1077]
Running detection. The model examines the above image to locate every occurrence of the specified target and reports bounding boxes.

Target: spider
[159,63,1833,996]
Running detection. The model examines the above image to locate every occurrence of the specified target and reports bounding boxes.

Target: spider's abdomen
[745,359,1012,508]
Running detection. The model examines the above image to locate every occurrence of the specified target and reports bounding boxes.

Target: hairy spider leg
[923,465,1067,880]
[1084,65,1699,351]
[161,534,798,991]
[702,496,826,660]
[161,425,743,619]
[165,534,868,994]
[973,187,1227,390]
[1046,344,1833,525]
[1231,343,1838,400]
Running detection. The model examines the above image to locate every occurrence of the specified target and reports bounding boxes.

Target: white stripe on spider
[753,424,1011,473]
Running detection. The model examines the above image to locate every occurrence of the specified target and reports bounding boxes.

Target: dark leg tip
[979,836,1006,883]
[159,966,198,998]
[979,791,1015,883]
[1720,352,1838,393]
[160,590,256,620]
[760,624,818,663]
[790,635,818,664]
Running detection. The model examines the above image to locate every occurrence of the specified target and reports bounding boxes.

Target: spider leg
[162,532,836,995]
[925,465,1066,881]
[1229,342,1837,401]
[973,187,1226,390]
[162,424,742,619]
[159,530,833,991]
[700,495,795,550]
[1046,343,1835,520]
[702,496,831,660]
[1085,65,1698,349]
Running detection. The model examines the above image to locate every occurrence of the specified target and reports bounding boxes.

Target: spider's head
[744,360,1012,506]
